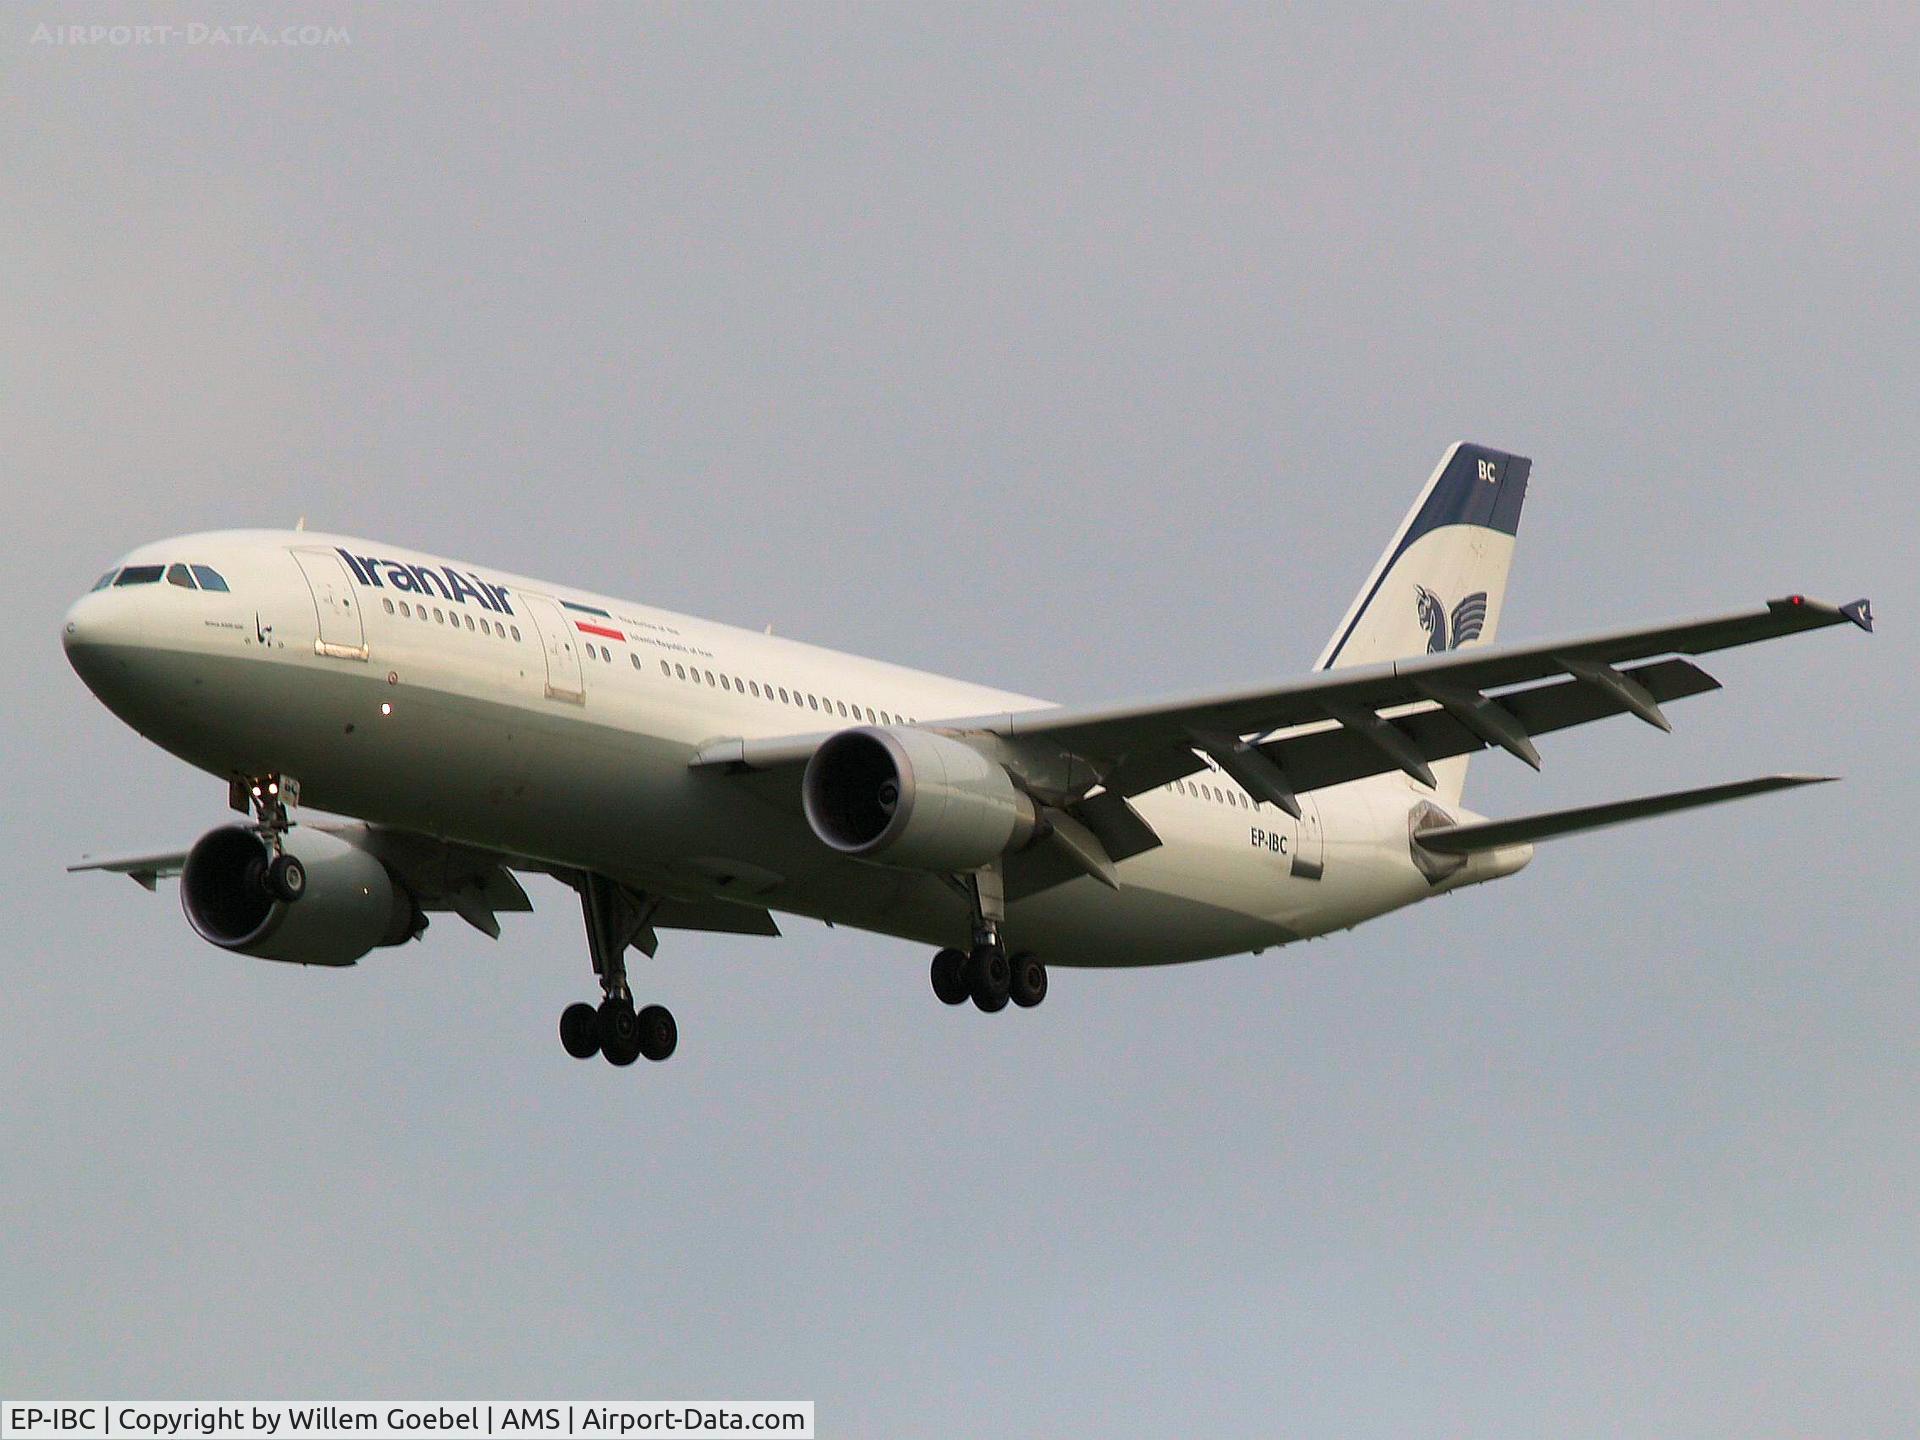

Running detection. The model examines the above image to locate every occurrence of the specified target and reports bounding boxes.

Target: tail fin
[1313,442,1531,805]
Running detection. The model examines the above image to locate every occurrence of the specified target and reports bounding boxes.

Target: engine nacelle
[180,824,417,967]
[802,726,1038,872]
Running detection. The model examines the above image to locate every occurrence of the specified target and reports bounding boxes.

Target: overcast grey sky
[3,4,1916,1435]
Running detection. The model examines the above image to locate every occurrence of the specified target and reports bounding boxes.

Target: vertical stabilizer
[1314,442,1530,805]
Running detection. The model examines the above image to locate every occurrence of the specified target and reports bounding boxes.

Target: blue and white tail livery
[1315,442,1530,673]
[61,439,1868,1070]
[1313,443,1531,805]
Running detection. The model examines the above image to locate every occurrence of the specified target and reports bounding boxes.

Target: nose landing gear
[231,772,307,903]
[557,873,678,1067]
[264,852,307,903]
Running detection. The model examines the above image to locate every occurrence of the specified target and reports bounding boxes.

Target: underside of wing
[692,594,1869,815]
[67,849,189,891]
[941,593,1872,814]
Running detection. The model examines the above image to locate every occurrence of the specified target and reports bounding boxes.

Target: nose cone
[62,588,146,697]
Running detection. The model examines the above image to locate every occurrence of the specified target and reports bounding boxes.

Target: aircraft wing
[696,594,1871,821]
[68,849,188,891]
[69,826,781,945]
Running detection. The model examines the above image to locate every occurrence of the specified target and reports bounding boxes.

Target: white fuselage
[63,530,1520,967]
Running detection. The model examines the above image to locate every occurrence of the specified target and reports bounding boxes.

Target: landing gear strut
[926,867,1047,1013]
[557,873,678,1066]
[232,773,306,904]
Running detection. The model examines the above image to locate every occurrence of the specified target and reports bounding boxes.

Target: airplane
[62,443,1873,1068]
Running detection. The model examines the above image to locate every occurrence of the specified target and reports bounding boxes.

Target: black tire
[598,999,641,1067]
[637,1004,678,1062]
[970,944,1010,1012]
[930,948,970,1005]
[559,1002,601,1059]
[1009,952,1048,1008]
[266,853,306,904]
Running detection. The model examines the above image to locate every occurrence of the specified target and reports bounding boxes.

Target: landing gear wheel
[265,853,306,904]
[970,944,1010,1013]
[598,999,642,1067]
[931,948,970,1006]
[637,1004,677,1062]
[559,1002,601,1059]
[1009,952,1048,1008]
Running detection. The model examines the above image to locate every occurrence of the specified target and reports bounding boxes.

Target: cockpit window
[90,570,118,591]
[189,565,230,593]
[114,565,165,586]
[166,563,197,589]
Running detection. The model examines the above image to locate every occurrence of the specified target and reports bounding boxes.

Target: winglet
[1841,597,1874,633]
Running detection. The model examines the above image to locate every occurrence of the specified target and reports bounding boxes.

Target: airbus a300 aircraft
[64,444,1871,1068]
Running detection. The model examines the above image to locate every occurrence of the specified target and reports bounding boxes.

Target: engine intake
[181,824,417,966]
[803,727,1037,872]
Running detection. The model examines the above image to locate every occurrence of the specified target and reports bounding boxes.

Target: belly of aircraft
[100,643,1316,968]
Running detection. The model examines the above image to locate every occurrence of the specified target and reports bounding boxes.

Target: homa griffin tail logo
[1414,586,1488,653]
[334,548,515,615]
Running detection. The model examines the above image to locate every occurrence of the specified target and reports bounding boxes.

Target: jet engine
[180,824,418,966]
[802,726,1038,872]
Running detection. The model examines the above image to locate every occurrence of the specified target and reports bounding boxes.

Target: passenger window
[704,670,716,686]
[464,614,475,631]
[749,681,760,698]
[433,608,445,623]
[836,701,848,717]
[719,675,731,691]
[511,626,521,641]
[166,563,197,589]
[675,664,686,679]
[632,654,641,670]
[778,688,789,703]
[808,695,819,711]
[90,570,118,591]
[114,565,165,586]
[383,598,395,614]
[189,565,230,592]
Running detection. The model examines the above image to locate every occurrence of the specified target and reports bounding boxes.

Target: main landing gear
[929,868,1048,1014]
[558,873,677,1067]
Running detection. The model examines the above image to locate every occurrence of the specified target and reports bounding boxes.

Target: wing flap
[1257,658,1720,795]
[1415,774,1836,854]
[652,897,782,937]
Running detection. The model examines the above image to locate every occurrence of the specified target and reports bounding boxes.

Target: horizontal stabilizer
[1415,774,1837,855]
